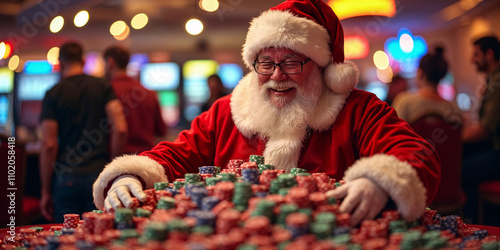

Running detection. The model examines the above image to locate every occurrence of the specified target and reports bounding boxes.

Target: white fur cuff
[92,155,168,209]
[343,154,427,221]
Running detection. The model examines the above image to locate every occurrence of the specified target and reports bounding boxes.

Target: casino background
[0,0,500,227]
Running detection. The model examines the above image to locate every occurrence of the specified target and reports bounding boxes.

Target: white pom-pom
[324,61,359,94]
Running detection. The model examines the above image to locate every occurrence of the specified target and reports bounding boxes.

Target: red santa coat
[93,81,440,221]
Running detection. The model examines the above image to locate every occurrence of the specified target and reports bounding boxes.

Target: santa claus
[93,0,440,226]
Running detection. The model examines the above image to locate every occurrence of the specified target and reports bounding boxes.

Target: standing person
[462,36,500,223]
[103,45,167,154]
[93,0,440,227]
[39,41,127,222]
[392,47,462,125]
[201,74,228,112]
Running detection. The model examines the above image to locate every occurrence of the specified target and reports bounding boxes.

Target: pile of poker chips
[3,155,500,249]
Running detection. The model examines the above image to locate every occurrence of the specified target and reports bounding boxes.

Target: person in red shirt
[103,45,167,155]
[93,0,440,226]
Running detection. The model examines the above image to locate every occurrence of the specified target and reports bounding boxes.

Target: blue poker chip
[333,226,351,236]
[61,227,76,235]
[472,229,489,239]
[201,196,220,211]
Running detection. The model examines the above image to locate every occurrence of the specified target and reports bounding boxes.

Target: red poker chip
[272,228,292,244]
[240,162,258,169]
[104,229,122,241]
[19,228,36,235]
[59,235,77,245]
[31,238,47,246]
[49,226,63,231]
[38,231,55,238]
[309,192,327,207]
[336,213,350,226]
[247,234,273,247]
[362,238,388,250]
[244,216,271,235]
[84,234,109,246]
[286,212,308,227]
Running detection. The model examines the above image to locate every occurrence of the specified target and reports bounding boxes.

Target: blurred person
[201,74,228,112]
[392,47,462,125]
[103,45,167,154]
[93,0,440,227]
[462,36,500,223]
[385,74,408,106]
[39,41,127,222]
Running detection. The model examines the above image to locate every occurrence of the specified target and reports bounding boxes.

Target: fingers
[107,190,124,209]
[104,197,113,212]
[365,202,383,221]
[325,184,348,199]
[116,186,134,208]
[349,200,370,226]
[338,190,361,215]
[127,182,147,202]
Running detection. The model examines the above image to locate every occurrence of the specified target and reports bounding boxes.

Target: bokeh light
[50,16,64,33]
[399,33,414,53]
[74,10,89,27]
[376,66,393,83]
[131,13,148,29]
[113,24,130,41]
[185,19,203,35]
[110,20,127,36]
[47,47,60,65]
[373,50,390,70]
[8,55,19,71]
[200,0,219,12]
[0,42,5,59]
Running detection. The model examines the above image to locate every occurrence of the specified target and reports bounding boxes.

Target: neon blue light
[384,28,428,76]
[23,60,54,75]
[218,63,243,89]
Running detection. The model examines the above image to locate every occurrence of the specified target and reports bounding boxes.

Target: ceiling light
[200,0,219,12]
[47,47,60,65]
[113,24,130,41]
[74,10,89,27]
[373,50,390,70]
[327,0,396,20]
[8,55,19,71]
[186,18,203,35]
[131,13,148,29]
[50,16,64,33]
[344,35,369,60]
[110,21,127,36]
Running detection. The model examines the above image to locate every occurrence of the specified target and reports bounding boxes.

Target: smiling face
[256,48,320,108]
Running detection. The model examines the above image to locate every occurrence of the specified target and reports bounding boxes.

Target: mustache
[263,80,299,89]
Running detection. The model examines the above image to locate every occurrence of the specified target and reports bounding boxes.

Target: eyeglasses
[253,58,311,75]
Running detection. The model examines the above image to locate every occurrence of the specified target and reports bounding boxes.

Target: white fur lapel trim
[92,154,168,209]
[343,154,427,221]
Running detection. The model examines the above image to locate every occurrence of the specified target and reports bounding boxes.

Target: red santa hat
[242,0,358,94]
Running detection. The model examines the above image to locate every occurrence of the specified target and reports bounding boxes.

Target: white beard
[231,65,349,172]
[250,66,324,139]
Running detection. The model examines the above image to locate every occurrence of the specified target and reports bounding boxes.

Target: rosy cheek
[258,75,270,85]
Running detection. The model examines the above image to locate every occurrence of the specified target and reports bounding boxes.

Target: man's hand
[40,192,54,221]
[326,178,388,226]
[105,175,147,211]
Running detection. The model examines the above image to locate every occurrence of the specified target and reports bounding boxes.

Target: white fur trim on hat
[324,61,359,94]
[242,9,331,69]
[92,155,168,209]
[242,9,358,94]
[343,154,427,222]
